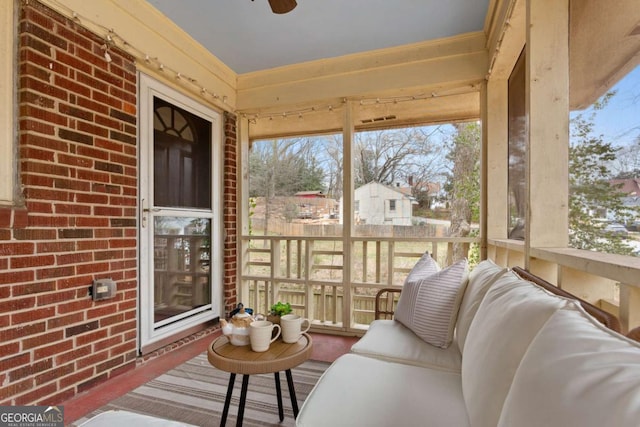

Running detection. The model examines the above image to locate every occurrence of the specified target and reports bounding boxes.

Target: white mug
[249,320,281,352]
[280,314,311,343]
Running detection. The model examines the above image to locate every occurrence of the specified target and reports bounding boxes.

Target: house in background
[353,182,417,225]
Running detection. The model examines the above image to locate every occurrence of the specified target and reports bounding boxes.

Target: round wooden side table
[207,333,313,427]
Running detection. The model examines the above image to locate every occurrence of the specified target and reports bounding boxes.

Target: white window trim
[0,2,15,205]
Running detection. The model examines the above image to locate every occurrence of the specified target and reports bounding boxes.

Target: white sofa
[297,260,640,427]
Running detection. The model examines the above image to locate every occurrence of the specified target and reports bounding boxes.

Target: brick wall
[223,112,238,316]
[0,1,239,406]
[0,1,138,405]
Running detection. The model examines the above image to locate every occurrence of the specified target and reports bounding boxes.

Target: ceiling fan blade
[268,0,297,14]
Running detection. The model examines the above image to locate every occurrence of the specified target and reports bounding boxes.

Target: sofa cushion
[395,259,469,348]
[456,259,508,353]
[403,251,440,283]
[461,271,572,427]
[498,304,640,427]
[350,319,462,371]
[296,353,470,427]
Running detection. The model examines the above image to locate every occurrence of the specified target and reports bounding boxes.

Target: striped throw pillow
[403,251,440,284]
[395,258,469,348]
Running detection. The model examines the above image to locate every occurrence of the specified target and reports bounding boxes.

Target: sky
[576,64,640,148]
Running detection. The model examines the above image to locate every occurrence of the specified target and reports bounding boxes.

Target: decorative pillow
[395,259,469,348]
[403,251,440,284]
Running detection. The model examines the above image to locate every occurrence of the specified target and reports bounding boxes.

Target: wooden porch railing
[239,235,479,333]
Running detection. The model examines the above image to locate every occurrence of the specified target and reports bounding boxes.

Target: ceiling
[145,0,491,75]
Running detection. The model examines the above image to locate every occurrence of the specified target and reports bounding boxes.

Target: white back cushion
[461,272,571,427]
[498,304,640,427]
[456,259,508,353]
[395,259,469,348]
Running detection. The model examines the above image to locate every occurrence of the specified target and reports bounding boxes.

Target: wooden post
[525,0,570,268]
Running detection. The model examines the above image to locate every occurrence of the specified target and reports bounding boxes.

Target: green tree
[445,122,481,260]
[569,92,637,256]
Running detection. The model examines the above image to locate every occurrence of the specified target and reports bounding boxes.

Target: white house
[353,182,417,226]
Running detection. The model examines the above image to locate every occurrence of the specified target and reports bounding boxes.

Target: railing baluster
[362,241,368,283]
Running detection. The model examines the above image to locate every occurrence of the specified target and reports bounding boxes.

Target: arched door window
[153,98,211,209]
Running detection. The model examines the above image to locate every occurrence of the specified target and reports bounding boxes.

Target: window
[389,199,397,212]
[507,49,526,240]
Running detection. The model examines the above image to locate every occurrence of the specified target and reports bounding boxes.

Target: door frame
[138,73,223,351]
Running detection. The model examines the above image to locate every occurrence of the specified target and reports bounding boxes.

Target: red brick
[0,342,20,359]
[23,187,71,202]
[20,76,68,102]
[20,117,55,135]
[110,319,136,335]
[53,203,91,215]
[9,358,53,382]
[76,351,108,370]
[59,367,95,390]
[22,331,64,350]
[56,24,92,50]
[53,178,91,192]
[57,153,93,168]
[10,254,55,269]
[37,265,74,280]
[0,322,46,341]
[12,306,55,325]
[35,362,75,386]
[20,104,67,127]
[96,313,123,328]
[0,353,30,372]
[0,378,34,401]
[14,383,57,406]
[75,94,109,115]
[47,312,84,329]
[96,355,123,374]
[0,242,35,256]
[76,262,109,275]
[21,158,69,177]
[56,252,92,265]
[76,240,108,251]
[36,289,76,306]
[93,335,122,353]
[57,299,92,315]
[55,50,92,75]
[33,339,74,361]
[74,329,107,347]
[110,340,136,357]
[75,217,109,228]
[12,281,55,297]
[0,297,36,314]
[37,241,75,253]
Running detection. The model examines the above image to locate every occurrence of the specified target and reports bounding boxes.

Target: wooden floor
[61,331,359,425]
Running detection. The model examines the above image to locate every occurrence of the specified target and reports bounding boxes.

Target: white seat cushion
[297,354,470,427]
[350,319,462,372]
[498,304,640,427]
[79,410,197,426]
[461,271,572,427]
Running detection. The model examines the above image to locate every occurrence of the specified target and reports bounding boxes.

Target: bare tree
[354,127,448,189]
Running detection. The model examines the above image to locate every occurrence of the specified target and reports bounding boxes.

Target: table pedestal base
[220,369,299,427]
